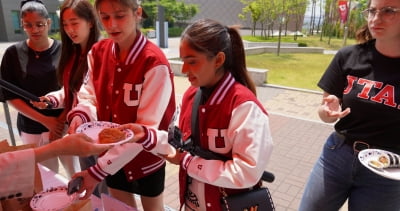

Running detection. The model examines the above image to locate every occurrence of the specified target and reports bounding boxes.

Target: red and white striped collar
[208,72,235,106]
[111,32,147,66]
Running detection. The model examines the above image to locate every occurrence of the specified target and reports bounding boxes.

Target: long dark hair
[355,0,374,43]
[181,19,256,95]
[58,0,100,94]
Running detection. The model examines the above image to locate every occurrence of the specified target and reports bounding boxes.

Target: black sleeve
[317,46,355,99]
[0,45,24,102]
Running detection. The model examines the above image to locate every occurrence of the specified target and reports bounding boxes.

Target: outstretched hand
[319,95,351,123]
[34,133,112,163]
[55,133,112,156]
[118,123,146,143]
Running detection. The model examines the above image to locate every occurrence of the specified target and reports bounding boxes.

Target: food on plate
[368,160,384,169]
[368,152,400,169]
[98,128,126,144]
[379,155,389,166]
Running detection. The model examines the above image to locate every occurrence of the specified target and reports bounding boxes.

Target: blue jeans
[299,132,400,211]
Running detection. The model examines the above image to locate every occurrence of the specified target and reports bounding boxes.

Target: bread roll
[98,128,126,144]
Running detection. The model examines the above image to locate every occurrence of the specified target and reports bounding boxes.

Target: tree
[239,0,262,36]
[277,0,286,56]
[309,0,317,35]
[141,0,198,28]
[321,0,367,41]
[240,0,307,40]
[286,0,307,40]
[240,0,279,38]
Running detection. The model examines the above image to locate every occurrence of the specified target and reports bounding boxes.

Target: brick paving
[0,39,345,211]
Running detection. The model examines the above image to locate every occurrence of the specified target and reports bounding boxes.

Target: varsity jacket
[67,32,176,181]
[140,73,273,210]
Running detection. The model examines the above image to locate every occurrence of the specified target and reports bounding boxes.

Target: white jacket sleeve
[138,126,176,156]
[185,102,273,188]
[46,87,65,109]
[0,149,35,199]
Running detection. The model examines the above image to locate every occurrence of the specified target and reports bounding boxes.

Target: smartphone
[67,176,83,195]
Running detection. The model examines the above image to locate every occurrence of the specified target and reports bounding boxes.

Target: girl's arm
[8,98,65,138]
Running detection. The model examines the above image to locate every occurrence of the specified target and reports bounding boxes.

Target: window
[49,12,59,33]
[11,11,59,34]
[11,11,21,34]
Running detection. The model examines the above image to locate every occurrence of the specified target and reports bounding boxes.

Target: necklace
[33,50,40,59]
[28,38,53,59]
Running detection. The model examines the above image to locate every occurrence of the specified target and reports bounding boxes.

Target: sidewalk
[0,38,341,210]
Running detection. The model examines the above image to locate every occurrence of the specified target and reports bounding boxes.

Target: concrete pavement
[0,37,342,211]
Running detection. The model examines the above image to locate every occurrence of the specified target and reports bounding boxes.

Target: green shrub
[141,28,155,35]
[168,27,184,37]
[298,42,307,47]
[49,32,61,40]
[141,27,183,38]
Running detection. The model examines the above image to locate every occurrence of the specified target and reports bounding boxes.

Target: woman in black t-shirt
[0,0,64,173]
[299,0,400,210]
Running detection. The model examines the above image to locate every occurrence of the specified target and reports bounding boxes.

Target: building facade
[0,0,304,41]
[0,0,60,42]
[184,0,303,33]
[185,0,252,27]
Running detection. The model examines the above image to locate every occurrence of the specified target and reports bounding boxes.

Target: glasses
[22,22,47,31]
[362,7,400,21]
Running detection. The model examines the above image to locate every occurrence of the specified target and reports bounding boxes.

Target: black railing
[2,103,16,146]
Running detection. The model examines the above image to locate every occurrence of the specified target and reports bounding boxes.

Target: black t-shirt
[318,40,400,147]
[0,40,63,134]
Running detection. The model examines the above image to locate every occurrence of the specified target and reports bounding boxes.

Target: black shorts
[106,163,165,197]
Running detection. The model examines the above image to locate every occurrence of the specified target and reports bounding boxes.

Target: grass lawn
[246,53,334,91]
[242,34,357,50]
[244,35,355,91]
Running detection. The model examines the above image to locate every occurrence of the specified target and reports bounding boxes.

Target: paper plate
[76,121,134,146]
[30,186,78,211]
[358,149,400,180]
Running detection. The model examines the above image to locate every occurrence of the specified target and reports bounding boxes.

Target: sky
[303,0,325,29]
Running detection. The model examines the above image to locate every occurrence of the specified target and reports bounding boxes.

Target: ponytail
[181,19,257,95]
[227,27,256,95]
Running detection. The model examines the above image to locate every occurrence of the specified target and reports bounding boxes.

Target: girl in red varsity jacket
[32,0,101,180]
[120,19,273,211]
[68,0,176,210]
